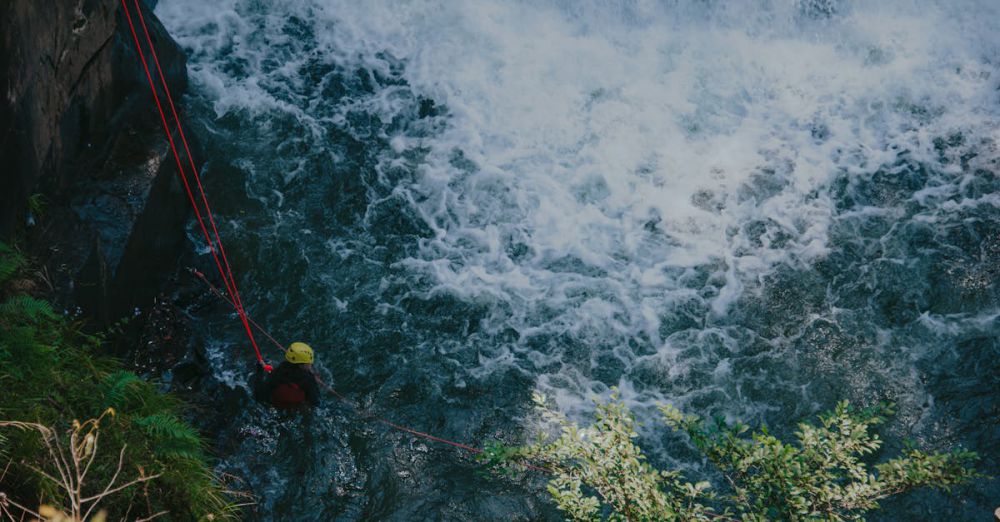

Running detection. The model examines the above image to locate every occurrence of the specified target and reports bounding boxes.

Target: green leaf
[0,295,57,322]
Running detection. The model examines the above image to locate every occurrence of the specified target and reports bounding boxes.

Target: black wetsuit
[254,362,321,408]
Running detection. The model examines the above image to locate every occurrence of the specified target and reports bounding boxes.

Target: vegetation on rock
[483,391,979,521]
[0,242,242,520]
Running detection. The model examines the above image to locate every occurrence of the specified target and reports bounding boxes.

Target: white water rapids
[158,1,1000,519]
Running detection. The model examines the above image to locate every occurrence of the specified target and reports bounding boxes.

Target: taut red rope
[120,0,270,371]
[122,0,543,471]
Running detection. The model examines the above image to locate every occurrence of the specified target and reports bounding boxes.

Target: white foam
[158,0,1000,418]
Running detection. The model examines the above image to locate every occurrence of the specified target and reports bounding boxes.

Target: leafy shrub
[0,242,23,284]
[0,242,242,520]
[487,391,979,522]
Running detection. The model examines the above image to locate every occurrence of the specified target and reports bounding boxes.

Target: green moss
[0,242,242,520]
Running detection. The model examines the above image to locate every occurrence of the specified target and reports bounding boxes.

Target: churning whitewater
[157,0,999,519]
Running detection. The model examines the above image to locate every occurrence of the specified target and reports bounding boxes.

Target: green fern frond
[133,413,204,459]
[101,371,144,409]
[2,327,59,375]
[0,264,238,518]
[0,258,20,284]
[2,325,39,350]
[0,295,57,322]
[0,241,24,285]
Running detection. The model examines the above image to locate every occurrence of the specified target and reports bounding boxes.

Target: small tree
[485,392,978,522]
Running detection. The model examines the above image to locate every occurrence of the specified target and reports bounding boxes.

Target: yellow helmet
[286,342,314,364]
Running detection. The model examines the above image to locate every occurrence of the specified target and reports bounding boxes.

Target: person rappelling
[253,342,323,409]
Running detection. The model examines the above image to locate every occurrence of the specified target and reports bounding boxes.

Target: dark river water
[156,0,999,519]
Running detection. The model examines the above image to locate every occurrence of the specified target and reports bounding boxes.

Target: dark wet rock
[1,0,191,324]
[71,126,198,323]
[131,292,209,384]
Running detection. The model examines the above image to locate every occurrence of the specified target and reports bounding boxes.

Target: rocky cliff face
[0,0,192,323]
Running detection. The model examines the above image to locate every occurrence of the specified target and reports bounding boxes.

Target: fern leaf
[133,413,204,459]
[101,371,144,409]
[0,296,56,322]
[0,241,22,285]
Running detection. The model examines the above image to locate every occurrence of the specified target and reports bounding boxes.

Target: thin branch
[142,472,154,520]
[79,434,99,486]
[80,444,128,521]
[0,494,42,520]
[48,427,72,483]
[81,474,161,508]
[134,510,169,522]
[46,429,76,504]
[35,428,70,490]
[24,463,65,490]
[0,460,10,483]
[70,430,84,518]
[0,500,16,522]
[121,494,134,522]
[0,503,19,522]
[70,430,83,486]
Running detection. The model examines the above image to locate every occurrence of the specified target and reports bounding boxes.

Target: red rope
[187,268,548,472]
[318,382,485,454]
[120,0,270,371]
[188,268,288,354]
[130,0,255,351]
[122,0,541,472]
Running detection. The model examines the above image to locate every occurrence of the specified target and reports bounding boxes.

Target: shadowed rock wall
[0,0,193,323]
